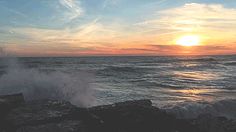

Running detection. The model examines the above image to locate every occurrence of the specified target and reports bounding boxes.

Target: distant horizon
[1,53,236,58]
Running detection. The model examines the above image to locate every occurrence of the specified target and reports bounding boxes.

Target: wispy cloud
[59,0,83,20]
[8,17,127,54]
[134,3,236,46]
[138,3,236,34]
[159,3,236,30]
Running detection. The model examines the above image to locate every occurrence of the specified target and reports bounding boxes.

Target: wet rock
[16,120,86,132]
[192,114,236,132]
[0,93,25,130]
[0,93,24,113]
[0,93,235,132]
[88,99,194,132]
[5,100,94,131]
[0,93,24,104]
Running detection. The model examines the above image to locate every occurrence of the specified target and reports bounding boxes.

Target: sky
[0,0,236,56]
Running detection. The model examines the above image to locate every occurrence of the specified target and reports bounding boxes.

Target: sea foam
[165,99,236,119]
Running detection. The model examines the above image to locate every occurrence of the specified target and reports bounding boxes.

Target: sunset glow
[0,1,236,56]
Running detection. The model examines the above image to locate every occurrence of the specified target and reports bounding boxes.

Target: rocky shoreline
[0,93,235,132]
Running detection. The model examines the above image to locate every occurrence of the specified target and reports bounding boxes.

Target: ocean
[0,55,236,119]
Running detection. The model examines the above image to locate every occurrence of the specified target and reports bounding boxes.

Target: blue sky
[1,0,235,28]
[0,0,236,56]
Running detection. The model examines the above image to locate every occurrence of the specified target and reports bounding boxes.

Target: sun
[176,35,200,46]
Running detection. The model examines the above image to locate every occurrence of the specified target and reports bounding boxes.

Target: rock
[0,93,24,104]
[0,93,24,112]
[114,99,152,107]
[192,114,236,132]
[0,93,235,132]
[16,120,86,132]
[0,93,25,131]
[5,100,93,131]
[88,99,194,132]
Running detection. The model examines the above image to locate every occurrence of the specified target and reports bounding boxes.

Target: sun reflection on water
[168,88,222,102]
[174,71,220,81]
[179,89,208,95]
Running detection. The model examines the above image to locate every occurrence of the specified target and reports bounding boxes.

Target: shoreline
[0,93,235,132]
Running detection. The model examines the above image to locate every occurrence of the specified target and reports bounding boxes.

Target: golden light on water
[170,70,222,101]
[176,35,200,47]
[174,71,220,81]
[169,88,221,102]
[178,89,210,95]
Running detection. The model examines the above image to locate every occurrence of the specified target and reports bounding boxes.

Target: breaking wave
[165,99,236,120]
[0,58,95,107]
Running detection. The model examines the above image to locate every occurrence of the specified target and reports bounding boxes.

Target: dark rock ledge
[0,93,235,132]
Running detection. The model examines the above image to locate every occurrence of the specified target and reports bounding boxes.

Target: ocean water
[0,55,236,118]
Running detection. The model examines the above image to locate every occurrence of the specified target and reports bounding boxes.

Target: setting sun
[176,35,200,47]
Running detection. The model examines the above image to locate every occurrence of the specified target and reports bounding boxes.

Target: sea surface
[0,55,236,118]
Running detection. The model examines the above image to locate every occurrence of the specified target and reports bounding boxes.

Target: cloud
[136,3,236,36]
[161,3,236,29]
[6,17,128,56]
[149,44,236,55]
[59,0,83,20]
[132,2,236,50]
[120,44,236,56]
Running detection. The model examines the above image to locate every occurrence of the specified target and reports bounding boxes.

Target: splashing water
[0,58,95,107]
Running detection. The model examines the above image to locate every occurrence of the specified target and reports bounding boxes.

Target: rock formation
[0,93,235,132]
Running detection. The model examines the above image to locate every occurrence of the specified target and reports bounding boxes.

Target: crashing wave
[165,99,236,119]
[0,58,95,107]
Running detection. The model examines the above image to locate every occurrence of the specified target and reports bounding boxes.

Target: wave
[174,57,219,64]
[223,61,236,66]
[99,66,147,74]
[165,99,236,119]
[0,58,95,107]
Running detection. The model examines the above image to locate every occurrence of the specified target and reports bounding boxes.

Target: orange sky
[1,1,236,56]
